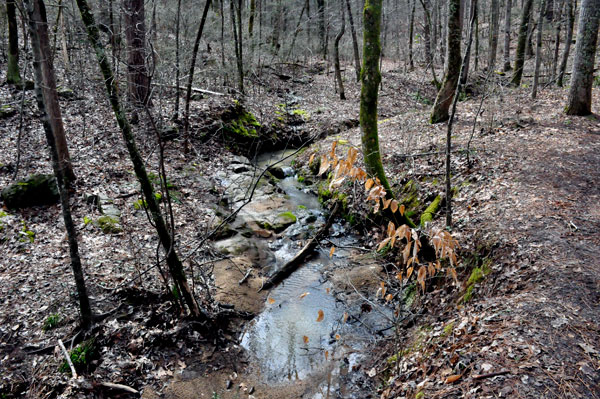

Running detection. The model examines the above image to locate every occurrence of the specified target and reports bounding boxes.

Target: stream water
[231,150,392,397]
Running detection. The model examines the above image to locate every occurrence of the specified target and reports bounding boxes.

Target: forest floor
[0,60,598,399]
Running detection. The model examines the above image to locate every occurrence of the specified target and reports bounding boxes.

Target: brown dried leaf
[316,309,324,322]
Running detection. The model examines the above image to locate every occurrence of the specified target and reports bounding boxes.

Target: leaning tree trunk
[460,0,476,84]
[531,0,547,99]
[345,0,361,81]
[75,0,212,325]
[23,0,75,182]
[25,0,92,329]
[488,0,500,70]
[510,0,534,86]
[557,0,574,86]
[182,0,212,153]
[430,0,462,124]
[6,0,22,85]
[334,0,346,99]
[123,0,151,107]
[502,0,512,71]
[565,0,600,115]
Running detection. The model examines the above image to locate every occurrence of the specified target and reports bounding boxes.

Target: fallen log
[259,202,340,291]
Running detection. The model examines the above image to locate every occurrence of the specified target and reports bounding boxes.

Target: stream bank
[145,150,395,399]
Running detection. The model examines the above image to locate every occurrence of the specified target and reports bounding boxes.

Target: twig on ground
[100,382,139,394]
[58,338,77,379]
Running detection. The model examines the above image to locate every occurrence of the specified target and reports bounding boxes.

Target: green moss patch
[95,215,122,234]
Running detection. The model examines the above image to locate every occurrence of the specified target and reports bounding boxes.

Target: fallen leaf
[335,334,341,340]
[299,292,310,299]
[445,374,462,384]
[324,350,329,361]
[303,335,309,344]
[329,246,336,258]
[267,297,275,304]
[343,312,349,323]
[316,309,324,322]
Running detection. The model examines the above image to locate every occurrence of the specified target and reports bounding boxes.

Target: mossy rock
[57,86,75,99]
[95,215,122,234]
[0,104,17,118]
[1,174,59,209]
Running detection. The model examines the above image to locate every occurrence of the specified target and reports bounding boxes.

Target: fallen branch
[58,338,77,379]
[238,268,253,285]
[473,370,510,380]
[154,83,225,96]
[100,382,139,394]
[260,202,340,291]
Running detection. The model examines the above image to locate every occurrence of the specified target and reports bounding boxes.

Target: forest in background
[0,0,599,398]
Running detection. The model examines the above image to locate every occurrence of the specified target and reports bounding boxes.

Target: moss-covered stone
[95,215,122,234]
[0,104,17,118]
[1,174,59,209]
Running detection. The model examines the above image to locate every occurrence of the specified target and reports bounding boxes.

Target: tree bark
[430,0,462,124]
[174,0,182,120]
[6,0,22,85]
[183,0,212,153]
[531,0,547,99]
[25,0,92,329]
[345,0,361,81]
[230,0,244,94]
[75,0,212,325]
[420,0,438,85]
[460,0,476,84]
[556,0,574,86]
[248,0,256,37]
[510,0,534,86]
[334,0,346,99]
[565,0,600,115]
[23,0,76,182]
[408,0,416,70]
[123,0,151,107]
[488,0,500,70]
[317,0,327,59]
[502,0,512,71]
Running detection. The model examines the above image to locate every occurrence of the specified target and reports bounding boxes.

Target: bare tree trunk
[286,1,307,60]
[420,0,438,84]
[334,0,346,99]
[408,0,416,70]
[565,0,600,115]
[488,0,500,70]
[345,0,361,81]
[123,0,151,107]
[510,0,533,86]
[445,0,476,228]
[460,0,476,84]
[183,0,212,153]
[75,0,212,325]
[551,0,562,80]
[556,0,574,86]
[174,0,182,120]
[430,0,462,124]
[248,0,256,37]
[503,0,512,71]
[531,0,547,98]
[25,0,92,329]
[230,0,244,94]
[317,0,327,59]
[6,0,22,85]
